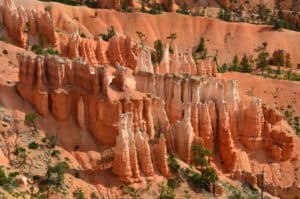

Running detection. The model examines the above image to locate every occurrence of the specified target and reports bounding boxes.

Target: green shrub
[176,4,190,15]
[46,161,69,187]
[28,142,39,150]
[31,45,59,55]
[240,54,252,73]
[228,190,243,199]
[158,183,176,199]
[44,5,51,12]
[74,170,80,178]
[184,167,218,191]
[148,3,163,15]
[46,48,59,55]
[51,150,60,158]
[194,37,207,60]
[151,40,163,64]
[122,185,141,199]
[256,51,269,75]
[13,146,25,156]
[73,188,85,199]
[42,135,57,148]
[99,26,116,42]
[167,33,177,41]
[271,17,287,30]
[230,55,239,71]
[121,0,133,13]
[199,167,218,187]
[0,167,19,191]
[196,37,205,53]
[217,63,229,73]
[25,112,38,131]
[13,146,27,166]
[79,32,86,38]
[90,192,99,199]
[192,144,210,167]
[167,178,181,189]
[31,44,44,55]
[218,8,231,21]
[167,154,180,174]
[84,0,98,8]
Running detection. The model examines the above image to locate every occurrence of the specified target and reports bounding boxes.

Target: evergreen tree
[240,54,252,72]
[276,63,281,77]
[152,39,163,64]
[256,51,269,75]
[277,51,285,66]
[195,37,207,60]
[196,37,205,53]
[218,8,231,21]
[230,55,239,71]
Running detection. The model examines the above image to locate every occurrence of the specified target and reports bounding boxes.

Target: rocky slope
[1,0,300,67]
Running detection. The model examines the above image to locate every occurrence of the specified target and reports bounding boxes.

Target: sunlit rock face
[16,53,152,146]
[134,71,295,172]
[16,45,296,195]
[0,0,57,48]
[173,104,194,163]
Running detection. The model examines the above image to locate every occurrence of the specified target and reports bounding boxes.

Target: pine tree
[256,51,269,75]
[240,54,252,72]
[196,37,205,53]
[231,55,239,71]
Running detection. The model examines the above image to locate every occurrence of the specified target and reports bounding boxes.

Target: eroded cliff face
[0,0,217,77]
[0,0,57,48]
[15,47,299,197]
[10,0,299,195]
[16,53,171,181]
[134,71,297,192]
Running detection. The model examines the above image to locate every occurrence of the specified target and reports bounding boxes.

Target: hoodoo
[0,0,299,198]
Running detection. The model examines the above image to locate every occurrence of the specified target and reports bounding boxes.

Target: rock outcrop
[240,97,265,150]
[112,113,134,183]
[135,47,153,73]
[154,134,169,177]
[16,48,297,196]
[16,53,153,146]
[198,103,214,153]
[173,104,194,163]
[1,0,27,48]
[135,131,154,177]
[0,0,57,48]
[134,71,296,173]
[107,36,137,70]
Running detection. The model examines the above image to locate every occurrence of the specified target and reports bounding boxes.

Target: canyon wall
[0,0,57,48]
[16,53,170,181]
[135,71,295,171]
[16,52,296,189]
